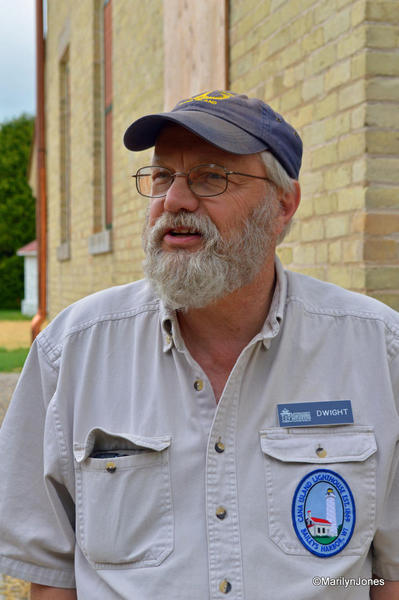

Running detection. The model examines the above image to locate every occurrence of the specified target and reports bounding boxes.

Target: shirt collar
[159,255,287,352]
[160,306,184,352]
[258,254,287,349]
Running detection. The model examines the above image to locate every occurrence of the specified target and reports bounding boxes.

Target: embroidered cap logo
[177,90,237,105]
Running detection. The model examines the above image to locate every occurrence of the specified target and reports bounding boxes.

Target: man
[0,90,398,599]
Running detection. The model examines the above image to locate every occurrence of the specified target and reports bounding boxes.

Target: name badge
[277,401,353,427]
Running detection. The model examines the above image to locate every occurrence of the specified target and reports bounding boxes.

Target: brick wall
[44,0,399,319]
[46,0,163,318]
[362,2,399,308]
[230,0,399,309]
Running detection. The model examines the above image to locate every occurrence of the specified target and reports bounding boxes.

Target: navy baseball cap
[123,90,302,179]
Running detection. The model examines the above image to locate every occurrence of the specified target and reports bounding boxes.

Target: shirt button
[165,334,172,345]
[106,461,116,473]
[219,580,232,593]
[216,506,227,520]
[215,438,225,453]
[194,379,203,391]
[316,446,327,458]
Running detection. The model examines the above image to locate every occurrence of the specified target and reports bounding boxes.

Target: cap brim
[123,110,268,155]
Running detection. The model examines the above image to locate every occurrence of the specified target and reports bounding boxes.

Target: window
[58,47,71,261]
[89,0,113,255]
[104,0,112,229]
[163,0,228,109]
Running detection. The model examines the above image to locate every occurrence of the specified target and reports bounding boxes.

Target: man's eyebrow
[151,154,166,166]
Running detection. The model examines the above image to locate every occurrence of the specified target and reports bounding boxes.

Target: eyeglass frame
[131,163,275,198]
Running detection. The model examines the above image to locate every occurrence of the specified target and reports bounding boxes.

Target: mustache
[144,211,220,248]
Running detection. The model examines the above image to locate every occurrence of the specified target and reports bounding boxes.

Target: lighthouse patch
[292,469,355,557]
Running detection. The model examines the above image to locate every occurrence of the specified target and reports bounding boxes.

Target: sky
[0,0,37,123]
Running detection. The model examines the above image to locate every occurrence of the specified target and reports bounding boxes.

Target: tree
[0,115,36,309]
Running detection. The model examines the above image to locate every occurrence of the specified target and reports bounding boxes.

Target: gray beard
[142,200,279,310]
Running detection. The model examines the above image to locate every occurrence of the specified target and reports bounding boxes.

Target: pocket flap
[259,426,376,463]
[73,427,171,463]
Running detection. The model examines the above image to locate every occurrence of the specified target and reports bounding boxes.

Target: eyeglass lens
[136,165,228,197]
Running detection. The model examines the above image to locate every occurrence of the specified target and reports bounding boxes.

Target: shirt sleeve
[372,341,399,581]
[0,337,76,588]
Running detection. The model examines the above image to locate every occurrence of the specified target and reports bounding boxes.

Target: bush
[0,255,24,309]
[0,115,35,308]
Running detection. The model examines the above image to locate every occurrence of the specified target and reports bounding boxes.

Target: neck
[177,257,277,357]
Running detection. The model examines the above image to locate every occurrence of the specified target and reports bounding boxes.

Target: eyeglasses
[132,164,274,198]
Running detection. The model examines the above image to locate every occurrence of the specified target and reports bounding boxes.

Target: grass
[0,310,31,321]
[314,535,339,545]
[0,312,34,371]
[0,347,30,372]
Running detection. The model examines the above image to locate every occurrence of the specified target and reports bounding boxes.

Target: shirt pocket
[259,425,377,556]
[73,427,173,569]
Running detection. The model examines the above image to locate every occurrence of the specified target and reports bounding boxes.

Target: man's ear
[280,180,301,222]
[273,180,300,243]
[275,180,300,235]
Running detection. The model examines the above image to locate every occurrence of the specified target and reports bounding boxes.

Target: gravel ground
[0,576,29,600]
[0,373,30,600]
[0,373,19,424]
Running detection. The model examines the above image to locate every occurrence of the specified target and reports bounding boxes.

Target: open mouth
[166,228,202,237]
[161,227,204,248]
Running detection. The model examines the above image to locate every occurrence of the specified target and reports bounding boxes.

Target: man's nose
[163,174,200,213]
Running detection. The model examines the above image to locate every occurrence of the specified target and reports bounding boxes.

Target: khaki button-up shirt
[0,258,398,599]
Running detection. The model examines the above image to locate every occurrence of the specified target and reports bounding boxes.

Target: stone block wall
[230,0,399,309]
[44,0,399,318]
[46,0,163,318]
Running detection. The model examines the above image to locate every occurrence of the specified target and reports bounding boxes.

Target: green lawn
[0,310,31,321]
[0,347,30,372]
[314,535,339,545]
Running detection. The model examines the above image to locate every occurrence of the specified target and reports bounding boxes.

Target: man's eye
[196,171,224,181]
[152,170,170,181]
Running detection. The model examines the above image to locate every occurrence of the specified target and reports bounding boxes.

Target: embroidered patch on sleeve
[292,469,356,557]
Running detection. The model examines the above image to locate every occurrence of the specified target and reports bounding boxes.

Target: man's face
[142,125,282,310]
[147,125,278,245]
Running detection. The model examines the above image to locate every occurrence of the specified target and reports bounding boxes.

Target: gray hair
[259,151,296,244]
